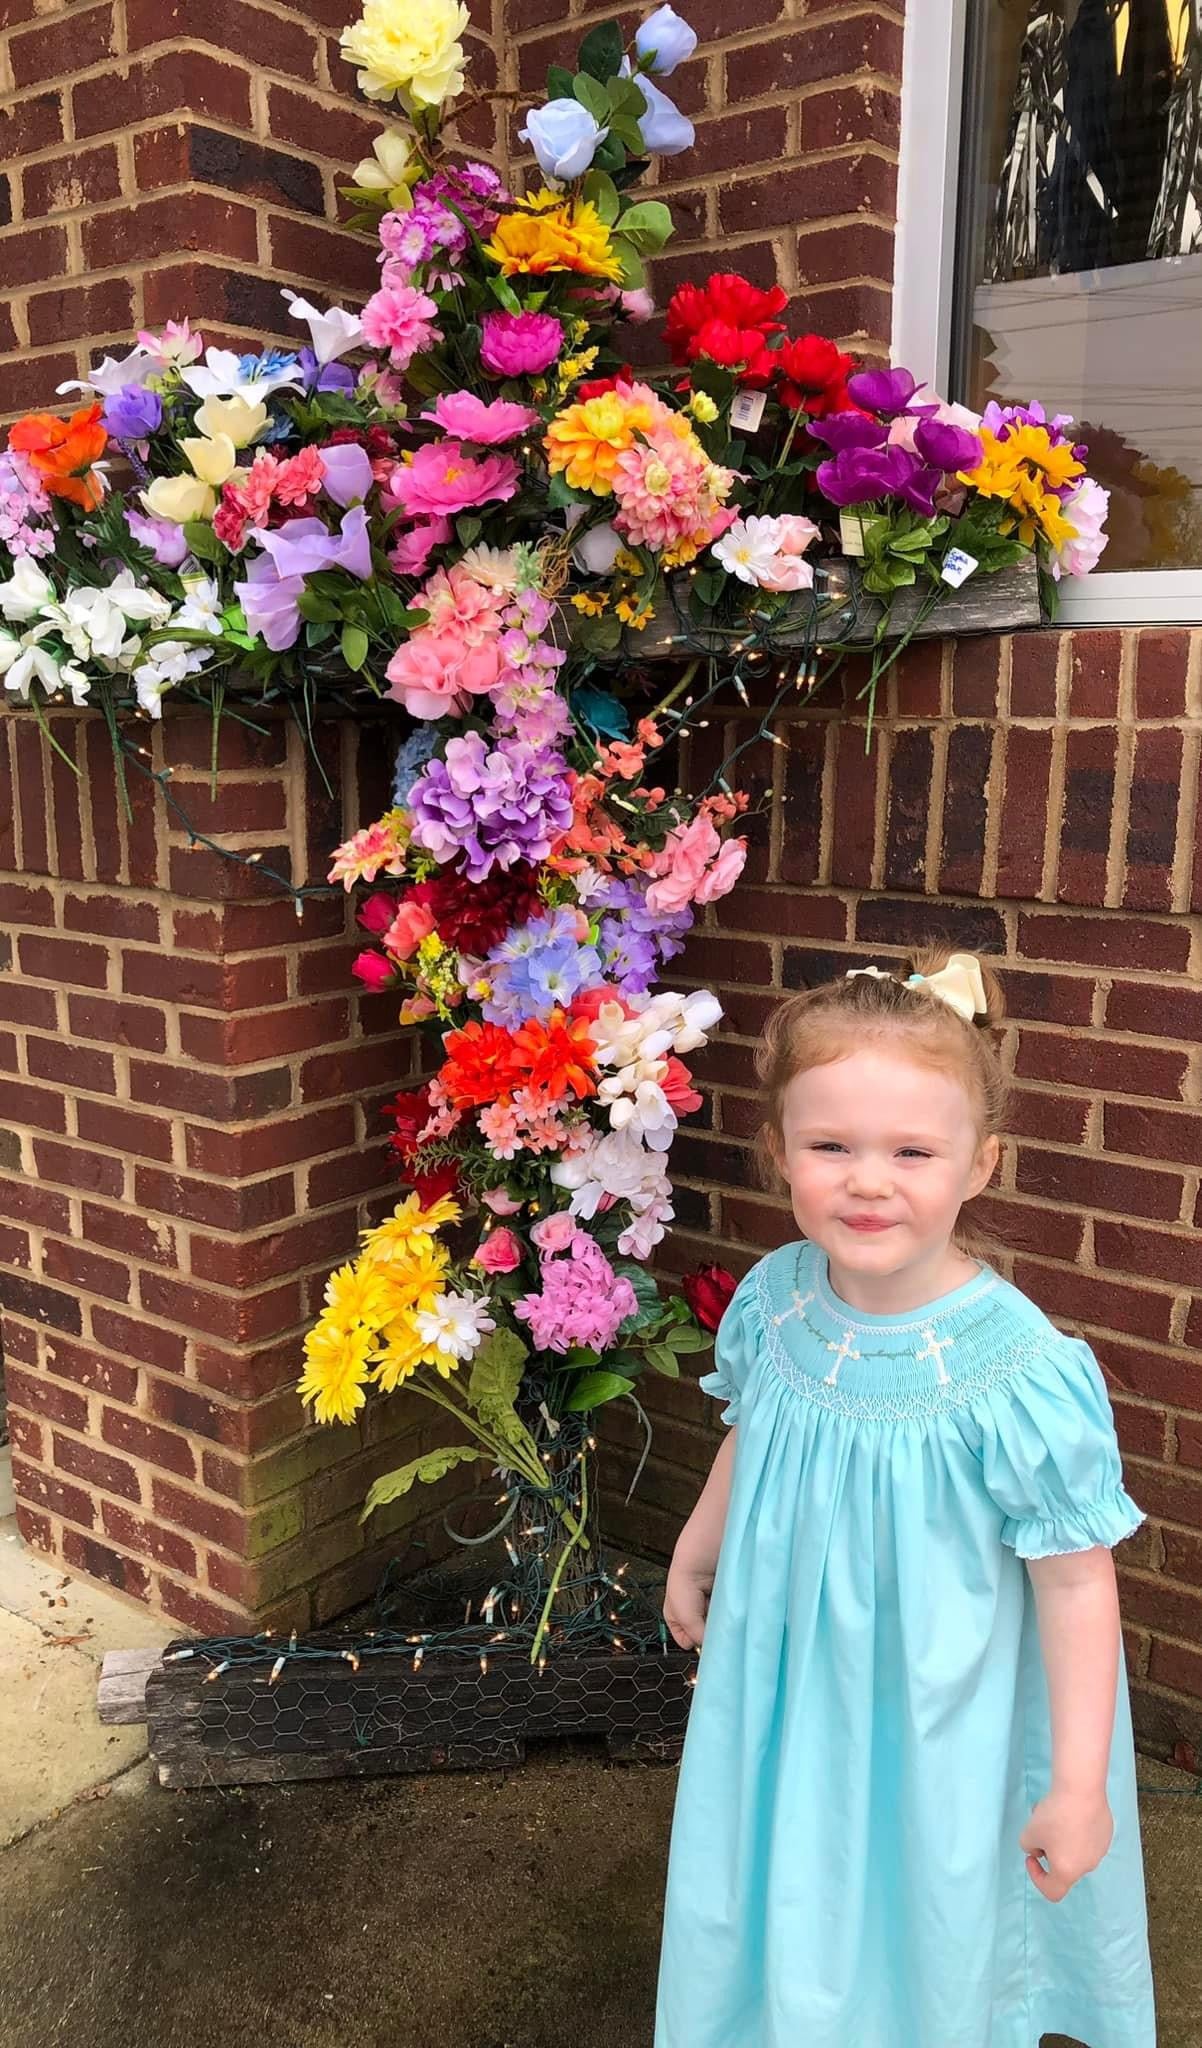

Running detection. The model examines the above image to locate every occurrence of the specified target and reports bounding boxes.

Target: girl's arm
[663,1429,738,1650]
[1021,1546,1121,1901]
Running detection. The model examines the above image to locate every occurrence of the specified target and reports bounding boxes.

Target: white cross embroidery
[824,1331,861,1386]
[772,1289,814,1329]
[916,1326,954,1385]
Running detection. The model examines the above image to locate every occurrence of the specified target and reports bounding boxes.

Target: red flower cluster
[409,862,541,957]
[775,334,856,417]
[682,1263,738,1333]
[663,273,789,387]
[382,1081,461,1201]
[575,365,635,403]
[440,1011,597,1112]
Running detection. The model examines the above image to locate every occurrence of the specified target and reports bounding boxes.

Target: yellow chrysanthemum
[545,390,655,496]
[571,591,609,615]
[375,1243,449,1326]
[298,1319,375,1426]
[556,347,599,395]
[340,0,469,108]
[369,1325,437,1392]
[321,1260,396,1328]
[961,424,1086,547]
[363,1191,461,1255]
[484,197,622,282]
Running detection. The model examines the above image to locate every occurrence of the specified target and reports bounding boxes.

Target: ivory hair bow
[846,952,988,1022]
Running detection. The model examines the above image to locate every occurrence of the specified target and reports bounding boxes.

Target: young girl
[656,948,1155,2048]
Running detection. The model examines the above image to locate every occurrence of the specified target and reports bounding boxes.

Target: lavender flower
[482,909,603,1025]
[407,732,574,881]
[102,384,163,441]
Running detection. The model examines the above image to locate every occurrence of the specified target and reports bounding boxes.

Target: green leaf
[573,71,611,122]
[297,588,340,623]
[182,520,223,565]
[547,62,576,99]
[566,1369,635,1412]
[592,133,627,173]
[487,273,522,315]
[455,513,483,548]
[468,1327,528,1418]
[610,238,645,288]
[362,1445,481,1520]
[577,18,624,81]
[340,623,369,671]
[547,470,591,510]
[664,1325,712,1353]
[615,1266,663,1335]
[615,199,672,252]
[642,1344,681,1378]
[607,75,649,118]
[582,169,621,225]
[608,115,646,155]
[565,1345,602,1370]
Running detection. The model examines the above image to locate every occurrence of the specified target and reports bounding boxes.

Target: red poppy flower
[775,334,857,417]
[10,404,107,510]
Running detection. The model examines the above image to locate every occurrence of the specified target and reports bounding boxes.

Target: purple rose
[103,385,163,441]
[319,442,374,508]
[818,445,942,516]
[912,418,983,473]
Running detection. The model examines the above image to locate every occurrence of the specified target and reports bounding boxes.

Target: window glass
[954,0,1202,571]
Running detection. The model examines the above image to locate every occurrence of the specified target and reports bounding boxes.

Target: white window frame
[892,0,1202,626]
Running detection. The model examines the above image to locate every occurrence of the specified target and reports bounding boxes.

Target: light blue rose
[634,5,697,75]
[633,72,694,155]
[519,100,609,182]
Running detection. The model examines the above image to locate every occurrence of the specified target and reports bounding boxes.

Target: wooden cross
[917,1326,954,1384]
[824,1331,861,1386]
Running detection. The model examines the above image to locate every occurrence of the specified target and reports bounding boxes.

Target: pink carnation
[387,441,521,519]
[471,1227,523,1274]
[421,392,541,444]
[360,282,443,370]
[479,311,563,378]
[274,446,325,507]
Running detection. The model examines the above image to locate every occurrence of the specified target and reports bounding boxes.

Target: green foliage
[566,1369,635,1410]
[362,1445,481,1519]
[340,623,369,671]
[577,18,624,81]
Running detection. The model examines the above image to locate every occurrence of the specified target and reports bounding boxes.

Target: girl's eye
[811,1142,846,1153]
[897,1148,931,1160]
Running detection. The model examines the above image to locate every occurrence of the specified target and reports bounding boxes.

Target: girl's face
[778,1045,1000,1307]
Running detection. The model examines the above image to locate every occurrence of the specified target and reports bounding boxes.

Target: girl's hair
[755,944,1009,1260]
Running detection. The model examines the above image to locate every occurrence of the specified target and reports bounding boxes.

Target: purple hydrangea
[595,874,693,993]
[407,732,574,881]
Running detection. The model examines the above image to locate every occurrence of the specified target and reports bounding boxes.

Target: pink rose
[351,948,398,991]
[694,835,747,905]
[357,890,397,937]
[383,899,436,960]
[386,620,506,720]
[530,1212,579,1255]
[388,516,452,577]
[645,814,721,915]
[620,288,655,323]
[776,514,821,556]
[481,1186,522,1215]
[472,1226,523,1273]
[760,554,814,594]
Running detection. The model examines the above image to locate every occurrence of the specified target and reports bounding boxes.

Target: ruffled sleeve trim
[698,1364,740,1425]
[1002,1485,1145,1559]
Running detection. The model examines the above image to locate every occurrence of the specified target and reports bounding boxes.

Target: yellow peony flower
[298,1319,375,1426]
[688,391,719,424]
[545,389,655,496]
[340,0,469,108]
[485,197,622,282]
[142,474,217,525]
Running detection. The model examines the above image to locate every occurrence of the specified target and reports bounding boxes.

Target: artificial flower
[775,333,855,415]
[484,196,623,282]
[470,1227,523,1274]
[360,281,444,368]
[419,392,540,444]
[386,441,520,519]
[9,404,107,511]
[298,1320,375,1425]
[520,100,609,182]
[340,0,470,108]
[143,474,217,525]
[328,811,409,889]
[545,384,656,495]
[682,1262,737,1331]
[283,290,364,365]
[629,69,693,154]
[479,310,563,377]
[514,1233,636,1354]
[352,128,416,205]
[1051,476,1110,580]
[413,1289,495,1370]
[181,347,303,402]
[635,4,697,73]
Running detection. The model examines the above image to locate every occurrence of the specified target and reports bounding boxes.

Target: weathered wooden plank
[97,1646,161,1725]
[146,1637,694,1789]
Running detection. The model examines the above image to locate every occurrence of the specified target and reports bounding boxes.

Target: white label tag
[940,547,979,588]
[729,389,766,433]
[839,509,867,557]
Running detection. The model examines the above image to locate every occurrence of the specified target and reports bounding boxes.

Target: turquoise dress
[656,1240,1156,2048]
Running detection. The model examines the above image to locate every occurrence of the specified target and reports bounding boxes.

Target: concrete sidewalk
[0,1451,177,1848]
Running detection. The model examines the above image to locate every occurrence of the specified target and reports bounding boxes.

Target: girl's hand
[664,1555,714,1650]
[1020,1790,1114,1902]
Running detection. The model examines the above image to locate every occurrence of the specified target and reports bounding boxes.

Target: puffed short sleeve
[977,1335,1144,1558]
[697,1265,763,1427]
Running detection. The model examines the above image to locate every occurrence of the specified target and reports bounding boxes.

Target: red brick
[184,1103,355,1177]
[0,881,54,924]
[0,1217,30,1266]
[138,1270,301,1345]
[0,88,64,159]
[796,219,895,289]
[798,79,900,153]
[63,893,158,943]
[0,1076,66,1133]
[1015,1259,1173,1342]
[1110,1400,1167,1462]
[881,726,933,890]
[0,223,68,291]
[128,1057,291,1123]
[43,1238,131,1304]
[4,1362,88,1433]
[1000,969,1094,1027]
[178,999,350,1067]
[1118,1571,1202,1648]
[1123,728,1183,912]
[305,1142,396,1209]
[26,1036,116,1094]
[136,124,324,215]
[42,1334,138,1405]
[0,980,57,1029]
[1095,1222,1202,1289]
[1014,1031,1187,1099]
[134,1164,297,1231]
[995,728,1053,899]
[687,105,789,179]
[1016,912,1190,973]
[1104,1101,1202,1167]
[12,1458,94,1528]
[100,1499,197,1576]
[82,1202,177,1267]
[76,1097,174,1162]
[266,212,379,295]
[150,1477,246,1551]
[1147,1638,1202,1702]
[48,743,85,881]
[1,1321,37,1367]
[73,50,253,138]
[22,144,122,219]
[32,1138,124,1199]
[62,1529,151,1600]
[163,715,289,774]
[7,1414,42,1462]
[1008,633,1060,717]
[1134,631,1190,719]
[101,1407,196,1479]
[720,152,897,236]
[1068,631,1122,717]
[122,948,287,1009]
[938,723,993,894]
[157,1574,253,1633]
[726,15,904,98]
[18,932,108,988]
[265,80,380,170]
[1179,1422,1202,1471]
[52,1433,143,1504]
[1015,1146,1182,1222]
[126,0,318,78]
[9,3,113,85]
[969,1193,1084,1263]
[90,1306,187,1373]
[1105,980,1202,1039]
[828,723,880,887]
[67,992,167,1054]
[1056,725,1116,906]
[83,191,258,270]
[14,720,49,875]
[14,1503,53,1552]
[191,1336,302,1401]
[1128,1461,1202,1528]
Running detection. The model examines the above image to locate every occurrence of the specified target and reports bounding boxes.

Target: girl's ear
[968,1132,1001,1200]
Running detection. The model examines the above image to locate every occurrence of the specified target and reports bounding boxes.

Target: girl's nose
[847,1161,893,1199]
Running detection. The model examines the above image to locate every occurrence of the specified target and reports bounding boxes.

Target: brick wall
[0,0,501,417]
[0,706,468,1634]
[603,630,1202,1760]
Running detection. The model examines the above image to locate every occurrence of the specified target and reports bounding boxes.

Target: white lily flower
[175,577,223,635]
[0,555,55,622]
[0,627,85,703]
[180,347,304,402]
[131,639,210,719]
[282,291,364,365]
[57,344,164,398]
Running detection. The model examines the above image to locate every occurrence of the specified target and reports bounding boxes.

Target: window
[893,0,1202,623]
